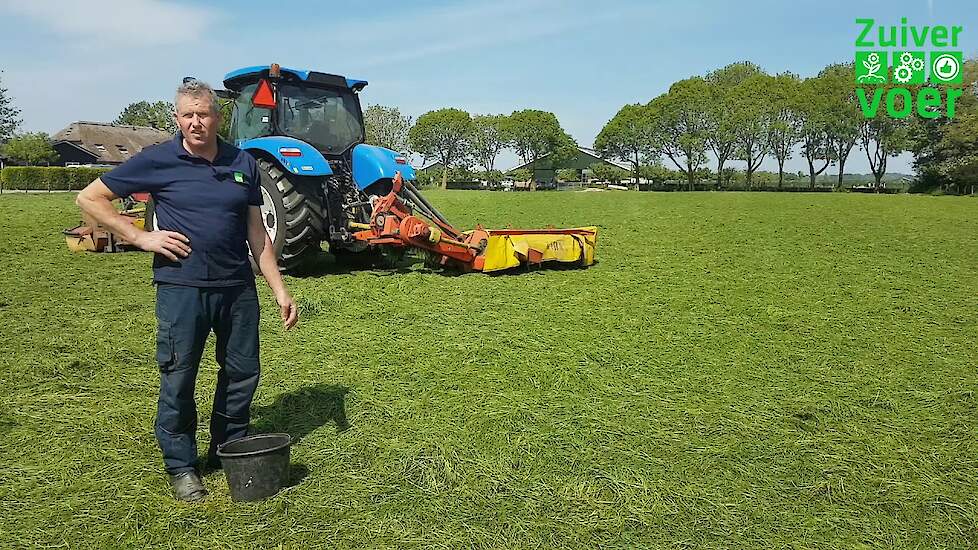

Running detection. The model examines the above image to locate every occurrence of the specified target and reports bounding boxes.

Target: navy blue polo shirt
[102,135,262,287]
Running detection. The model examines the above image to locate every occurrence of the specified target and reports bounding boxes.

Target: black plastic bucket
[216,433,291,502]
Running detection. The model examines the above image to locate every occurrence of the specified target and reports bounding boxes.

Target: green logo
[854,18,964,119]
[233,171,245,183]
[931,51,962,83]
[855,51,888,84]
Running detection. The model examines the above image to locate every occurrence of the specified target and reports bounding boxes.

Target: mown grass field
[0,190,976,548]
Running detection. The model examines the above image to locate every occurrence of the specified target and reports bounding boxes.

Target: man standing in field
[76,78,298,502]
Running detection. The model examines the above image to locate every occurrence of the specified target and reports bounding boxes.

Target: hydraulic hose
[399,186,460,240]
[403,180,453,228]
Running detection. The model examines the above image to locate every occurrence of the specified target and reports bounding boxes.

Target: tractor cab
[222,64,368,158]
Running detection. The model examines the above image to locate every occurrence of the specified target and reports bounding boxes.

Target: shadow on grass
[288,250,598,279]
[252,383,351,444]
[0,404,13,436]
[288,251,421,278]
[284,463,310,488]
[484,259,599,277]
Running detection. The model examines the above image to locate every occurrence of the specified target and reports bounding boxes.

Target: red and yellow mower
[349,173,597,272]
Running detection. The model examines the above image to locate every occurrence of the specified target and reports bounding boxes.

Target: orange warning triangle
[251,79,276,109]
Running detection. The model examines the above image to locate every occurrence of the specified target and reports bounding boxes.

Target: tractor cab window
[277,84,363,155]
[232,83,272,143]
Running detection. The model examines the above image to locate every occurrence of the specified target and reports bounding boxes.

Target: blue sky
[1,0,975,173]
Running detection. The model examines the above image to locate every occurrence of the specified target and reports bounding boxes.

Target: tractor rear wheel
[255,158,327,272]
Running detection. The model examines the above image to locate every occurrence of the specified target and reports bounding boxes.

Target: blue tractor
[217,63,442,271]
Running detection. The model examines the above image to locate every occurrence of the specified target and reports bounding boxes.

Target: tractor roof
[223,66,368,92]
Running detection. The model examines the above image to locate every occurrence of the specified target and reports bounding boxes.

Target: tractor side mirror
[216,89,239,100]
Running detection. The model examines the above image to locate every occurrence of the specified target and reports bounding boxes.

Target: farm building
[508,146,630,185]
[51,122,171,166]
[416,160,445,174]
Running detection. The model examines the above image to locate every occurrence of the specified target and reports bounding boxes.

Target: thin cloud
[0,0,219,47]
[286,0,651,69]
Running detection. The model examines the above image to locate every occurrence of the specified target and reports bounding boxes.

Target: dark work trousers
[155,283,261,474]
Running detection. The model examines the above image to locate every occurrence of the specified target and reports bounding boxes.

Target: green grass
[0,190,976,548]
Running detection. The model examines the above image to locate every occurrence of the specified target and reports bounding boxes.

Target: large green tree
[705,62,762,188]
[502,109,576,166]
[655,78,711,189]
[730,73,775,188]
[588,162,629,183]
[0,71,22,143]
[860,116,909,190]
[926,110,978,192]
[469,114,508,172]
[820,63,862,189]
[639,163,680,184]
[1,132,58,165]
[768,72,802,188]
[594,103,657,183]
[854,73,911,190]
[409,108,473,189]
[363,104,412,154]
[910,58,978,193]
[508,168,532,182]
[114,100,176,134]
[218,99,233,141]
[796,77,834,188]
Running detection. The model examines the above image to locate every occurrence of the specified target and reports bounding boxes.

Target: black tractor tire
[255,158,327,272]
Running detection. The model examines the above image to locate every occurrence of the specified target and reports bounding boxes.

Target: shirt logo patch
[233,171,246,184]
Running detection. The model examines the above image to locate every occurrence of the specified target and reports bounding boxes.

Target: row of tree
[596,62,858,189]
[2,64,974,193]
[364,105,577,188]
[595,59,977,192]
[365,60,976,193]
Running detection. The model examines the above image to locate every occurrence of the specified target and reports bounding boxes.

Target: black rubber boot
[168,471,208,502]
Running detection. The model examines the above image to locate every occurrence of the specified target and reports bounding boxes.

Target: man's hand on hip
[276,292,299,330]
[133,230,192,261]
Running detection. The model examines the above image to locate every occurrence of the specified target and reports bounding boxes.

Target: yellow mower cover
[475,226,597,272]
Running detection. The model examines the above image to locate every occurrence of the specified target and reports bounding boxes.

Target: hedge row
[0,167,111,191]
